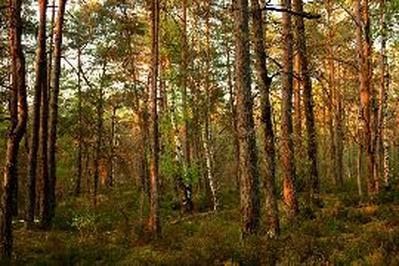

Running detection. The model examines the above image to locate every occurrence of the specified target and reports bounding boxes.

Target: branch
[262,6,321,20]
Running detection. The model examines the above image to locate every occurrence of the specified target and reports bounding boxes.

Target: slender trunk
[335,65,344,186]
[293,0,319,199]
[250,0,280,236]
[48,0,67,221]
[37,0,51,229]
[225,39,240,190]
[202,124,218,211]
[26,0,47,225]
[293,52,303,173]
[148,0,160,236]
[75,47,83,195]
[180,0,193,213]
[326,0,341,187]
[293,53,301,139]
[357,134,363,197]
[93,64,106,204]
[280,0,299,216]
[1,0,28,257]
[234,0,260,236]
[108,105,116,187]
[375,0,389,189]
[203,0,219,211]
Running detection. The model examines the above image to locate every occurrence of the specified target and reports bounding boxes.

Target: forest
[0,0,399,264]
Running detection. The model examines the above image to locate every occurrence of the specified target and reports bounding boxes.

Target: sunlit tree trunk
[375,0,389,189]
[203,0,219,211]
[0,0,28,257]
[280,0,299,216]
[354,0,377,195]
[326,0,343,187]
[250,0,280,236]
[148,0,160,236]
[234,0,260,236]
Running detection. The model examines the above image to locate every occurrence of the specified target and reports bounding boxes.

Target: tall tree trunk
[26,0,47,226]
[48,0,67,221]
[93,64,106,205]
[180,0,193,213]
[1,0,28,257]
[280,0,299,216]
[293,0,319,200]
[234,0,260,236]
[148,0,160,236]
[108,105,117,187]
[225,37,240,190]
[326,9,337,187]
[203,0,219,211]
[37,0,51,230]
[375,0,389,189]
[354,0,377,195]
[250,0,280,236]
[75,46,83,195]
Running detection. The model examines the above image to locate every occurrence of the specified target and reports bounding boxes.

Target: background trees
[0,0,399,263]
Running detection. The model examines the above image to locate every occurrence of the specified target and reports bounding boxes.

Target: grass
[10,185,399,265]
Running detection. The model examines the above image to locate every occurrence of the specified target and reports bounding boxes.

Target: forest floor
[11,184,399,265]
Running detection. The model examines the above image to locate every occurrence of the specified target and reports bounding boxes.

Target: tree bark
[234,0,260,236]
[36,0,51,230]
[280,0,299,216]
[354,0,377,195]
[0,0,28,257]
[148,0,160,236]
[203,0,219,211]
[93,64,106,205]
[250,0,280,236]
[375,0,389,189]
[26,0,47,226]
[48,0,67,221]
[180,0,194,213]
[225,37,240,190]
[107,105,117,187]
[75,46,83,195]
[293,0,319,200]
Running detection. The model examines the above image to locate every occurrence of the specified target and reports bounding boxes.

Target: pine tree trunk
[36,0,51,229]
[48,0,67,221]
[280,0,299,216]
[234,0,260,236]
[108,105,116,187]
[225,39,240,190]
[326,0,341,187]
[354,0,377,195]
[180,0,193,213]
[75,46,83,195]
[293,0,319,200]
[250,0,280,236]
[375,0,389,189]
[93,64,106,205]
[148,0,160,236]
[0,0,28,257]
[26,0,47,226]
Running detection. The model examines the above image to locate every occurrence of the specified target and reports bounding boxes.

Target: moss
[12,186,399,265]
